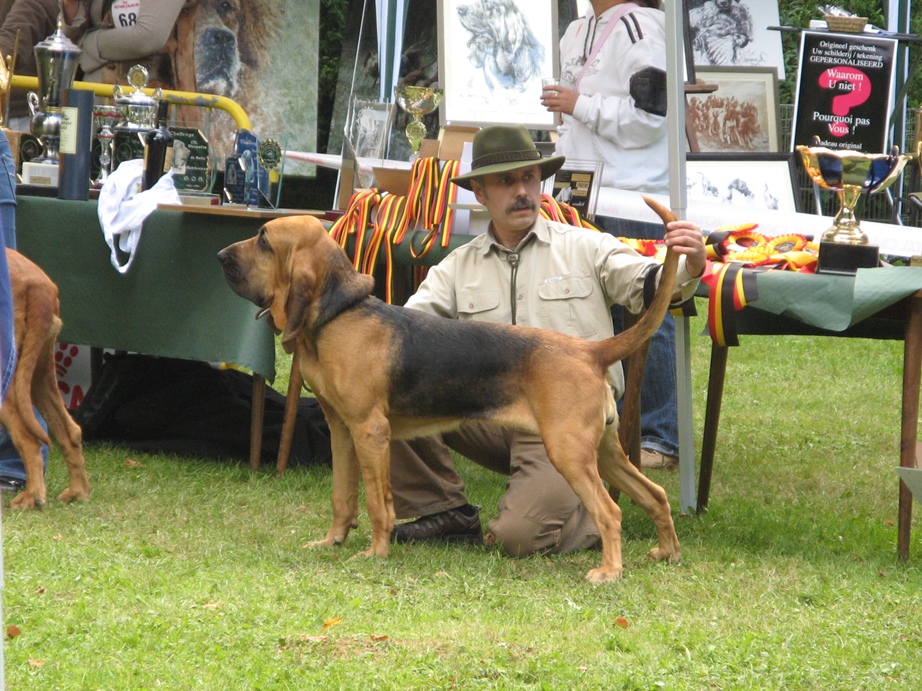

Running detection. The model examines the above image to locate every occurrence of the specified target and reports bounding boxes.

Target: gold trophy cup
[797,139,908,274]
[394,85,443,157]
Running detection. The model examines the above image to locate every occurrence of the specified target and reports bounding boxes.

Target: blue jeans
[1,130,16,400]
[595,214,678,457]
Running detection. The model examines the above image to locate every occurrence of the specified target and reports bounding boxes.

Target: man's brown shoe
[640,449,679,471]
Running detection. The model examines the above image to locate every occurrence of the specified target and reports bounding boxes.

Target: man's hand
[663,221,706,279]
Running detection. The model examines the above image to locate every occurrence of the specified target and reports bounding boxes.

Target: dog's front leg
[306,416,360,549]
[351,413,395,559]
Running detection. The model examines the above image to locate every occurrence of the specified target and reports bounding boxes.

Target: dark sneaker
[391,504,483,544]
[0,477,24,493]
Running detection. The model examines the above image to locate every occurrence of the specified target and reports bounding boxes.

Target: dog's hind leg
[1,402,48,510]
[307,407,361,551]
[32,316,89,504]
[597,428,681,564]
[541,421,625,583]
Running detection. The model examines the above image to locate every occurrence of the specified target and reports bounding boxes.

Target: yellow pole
[9,75,252,131]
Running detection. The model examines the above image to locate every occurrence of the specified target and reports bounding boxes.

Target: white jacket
[555,5,669,194]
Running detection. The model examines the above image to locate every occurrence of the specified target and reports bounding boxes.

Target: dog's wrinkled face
[217,216,374,353]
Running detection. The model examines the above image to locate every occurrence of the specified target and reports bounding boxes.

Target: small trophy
[797,138,908,275]
[27,22,81,165]
[92,105,121,186]
[394,85,443,157]
[113,65,161,132]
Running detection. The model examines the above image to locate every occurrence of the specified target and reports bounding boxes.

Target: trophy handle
[27,91,39,116]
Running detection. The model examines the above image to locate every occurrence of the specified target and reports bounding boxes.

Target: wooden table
[698,266,922,560]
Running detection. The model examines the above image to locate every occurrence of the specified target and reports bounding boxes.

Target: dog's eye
[216,0,236,19]
[257,231,271,252]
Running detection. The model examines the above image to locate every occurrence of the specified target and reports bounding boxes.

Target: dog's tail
[592,196,680,370]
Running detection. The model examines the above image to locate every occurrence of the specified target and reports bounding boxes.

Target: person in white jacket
[541,0,680,471]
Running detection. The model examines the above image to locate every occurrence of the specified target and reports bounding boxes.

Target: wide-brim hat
[450,124,565,191]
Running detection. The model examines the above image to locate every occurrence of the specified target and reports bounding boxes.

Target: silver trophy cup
[28,23,81,164]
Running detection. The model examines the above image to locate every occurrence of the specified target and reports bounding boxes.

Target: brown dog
[1,250,90,510]
[217,199,681,583]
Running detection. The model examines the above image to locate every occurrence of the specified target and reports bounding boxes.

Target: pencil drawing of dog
[457,0,545,92]
[218,198,682,583]
[1,250,90,510]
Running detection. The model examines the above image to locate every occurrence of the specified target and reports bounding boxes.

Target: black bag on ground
[74,353,331,466]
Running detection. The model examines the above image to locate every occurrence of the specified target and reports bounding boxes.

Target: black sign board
[791,31,897,153]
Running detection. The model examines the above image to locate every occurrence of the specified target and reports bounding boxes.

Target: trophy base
[816,241,879,276]
[22,160,59,186]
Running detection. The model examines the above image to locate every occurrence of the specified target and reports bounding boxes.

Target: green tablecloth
[15,195,276,381]
[709,266,922,342]
[753,267,922,331]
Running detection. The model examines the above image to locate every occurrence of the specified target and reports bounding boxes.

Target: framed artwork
[686,0,785,79]
[542,159,604,220]
[437,0,559,129]
[686,66,781,153]
[686,153,800,214]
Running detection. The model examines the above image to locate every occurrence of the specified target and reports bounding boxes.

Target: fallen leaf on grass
[322,617,342,631]
[202,602,225,609]
[125,458,142,467]
[614,617,630,629]
[7,625,21,639]
[28,659,45,668]
[370,634,388,642]
[35,587,45,595]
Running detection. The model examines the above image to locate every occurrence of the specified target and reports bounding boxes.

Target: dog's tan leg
[307,413,361,550]
[597,428,681,564]
[350,413,395,559]
[32,340,90,504]
[2,408,48,510]
[541,423,625,583]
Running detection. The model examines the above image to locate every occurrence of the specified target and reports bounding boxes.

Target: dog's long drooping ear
[280,237,375,354]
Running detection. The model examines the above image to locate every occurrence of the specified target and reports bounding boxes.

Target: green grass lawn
[2,312,920,689]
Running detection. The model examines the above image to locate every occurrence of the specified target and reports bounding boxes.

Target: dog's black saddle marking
[375,303,538,418]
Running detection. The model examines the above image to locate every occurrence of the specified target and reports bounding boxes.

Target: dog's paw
[353,547,388,560]
[648,547,681,563]
[57,487,91,503]
[584,566,623,584]
[305,535,345,549]
[10,490,45,510]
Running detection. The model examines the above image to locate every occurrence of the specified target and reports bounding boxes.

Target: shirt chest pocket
[537,276,600,338]
[457,289,501,318]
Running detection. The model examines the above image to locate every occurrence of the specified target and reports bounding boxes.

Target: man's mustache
[507,197,536,213]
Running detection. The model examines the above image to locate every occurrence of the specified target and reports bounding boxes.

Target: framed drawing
[349,99,396,160]
[686,0,785,79]
[686,153,799,214]
[542,159,604,220]
[438,0,559,129]
[686,66,781,153]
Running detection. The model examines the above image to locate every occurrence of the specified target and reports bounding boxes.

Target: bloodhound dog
[2,250,90,509]
[217,198,681,583]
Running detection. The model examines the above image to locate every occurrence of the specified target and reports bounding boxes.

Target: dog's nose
[217,248,231,266]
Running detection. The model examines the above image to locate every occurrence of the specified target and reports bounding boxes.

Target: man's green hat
[450,124,565,191]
